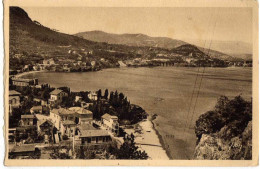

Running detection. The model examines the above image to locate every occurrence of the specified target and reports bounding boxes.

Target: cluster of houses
[8,77,122,159]
[18,48,107,73]
[11,50,104,74]
[31,58,98,72]
[153,52,253,67]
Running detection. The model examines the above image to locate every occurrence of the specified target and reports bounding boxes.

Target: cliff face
[194,96,252,160]
[194,121,252,160]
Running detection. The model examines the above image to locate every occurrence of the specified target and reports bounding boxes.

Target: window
[87,138,91,143]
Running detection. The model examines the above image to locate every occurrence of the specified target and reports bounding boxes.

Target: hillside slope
[75,31,237,61]
[9,7,243,71]
[10,7,98,56]
[9,7,171,70]
[75,30,187,49]
[187,39,252,56]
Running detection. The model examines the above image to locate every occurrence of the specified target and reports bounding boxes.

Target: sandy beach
[14,70,46,78]
[137,119,169,160]
[124,119,169,160]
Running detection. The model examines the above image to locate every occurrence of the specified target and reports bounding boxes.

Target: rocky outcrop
[194,96,252,160]
[194,121,252,160]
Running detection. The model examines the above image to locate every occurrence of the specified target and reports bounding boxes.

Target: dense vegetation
[50,87,148,124]
[88,89,148,124]
[194,95,252,160]
[109,134,148,159]
[195,95,252,141]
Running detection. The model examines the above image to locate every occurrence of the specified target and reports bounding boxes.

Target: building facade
[50,107,93,137]
[101,113,119,136]
[88,91,98,101]
[78,129,112,145]
[11,77,38,87]
[49,89,68,105]
[9,90,21,115]
[20,115,35,126]
[43,58,55,65]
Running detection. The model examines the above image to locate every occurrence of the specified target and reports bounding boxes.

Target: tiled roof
[50,89,63,95]
[30,106,42,111]
[16,126,36,131]
[9,90,21,96]
[101,113,118,121]
[62,120,76,125]
[80,129,110,138]
[51,108,75,115]
[33,98,42,101]
[11,144,35,153]
[68,107,93,115]
[21,114,35,119]
[101,113,111,121]
[38,119,53,126]
[78,124,96,131]
[35,114,49,121]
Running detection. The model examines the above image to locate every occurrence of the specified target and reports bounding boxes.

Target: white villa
[49,89,68,105]
[101,113,119,136]
[50,107,93,137]
[88,91,98,101]
[9,90,21,115]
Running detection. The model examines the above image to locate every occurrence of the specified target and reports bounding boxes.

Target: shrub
[62,135,69,140]
[110,134,148,159]
[195,95,252,142]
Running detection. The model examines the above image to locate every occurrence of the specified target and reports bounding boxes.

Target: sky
[22,7,252,44]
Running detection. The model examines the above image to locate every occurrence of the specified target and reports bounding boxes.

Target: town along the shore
[8,76,151,160]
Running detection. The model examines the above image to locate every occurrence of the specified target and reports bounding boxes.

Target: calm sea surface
[23,67,252,159]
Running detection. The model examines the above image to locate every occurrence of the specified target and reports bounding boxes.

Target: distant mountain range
[75,31,252,61]
[10,7,163,61]
[9,6,251,71]
[186,39,252,60]
[75,30,187,49]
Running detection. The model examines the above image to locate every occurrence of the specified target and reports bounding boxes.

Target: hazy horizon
[21,7,252,45]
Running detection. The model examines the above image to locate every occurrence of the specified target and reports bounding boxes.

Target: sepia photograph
[4,0,259,166]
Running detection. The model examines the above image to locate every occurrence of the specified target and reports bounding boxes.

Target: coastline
[134,118,169,160]
[150,116,173,160]
[12,67,251,160]
[14,70,47,78]
[13,69,170,160]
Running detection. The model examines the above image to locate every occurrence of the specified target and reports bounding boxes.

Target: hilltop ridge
[75,30,187,49]
[75,30,249,61]
[9,7,249,71]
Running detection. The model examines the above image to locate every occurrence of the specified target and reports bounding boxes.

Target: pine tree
[109,91,114,103]
[114,134,148,159]
[104,89,109,100]
[97,89,102,100]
